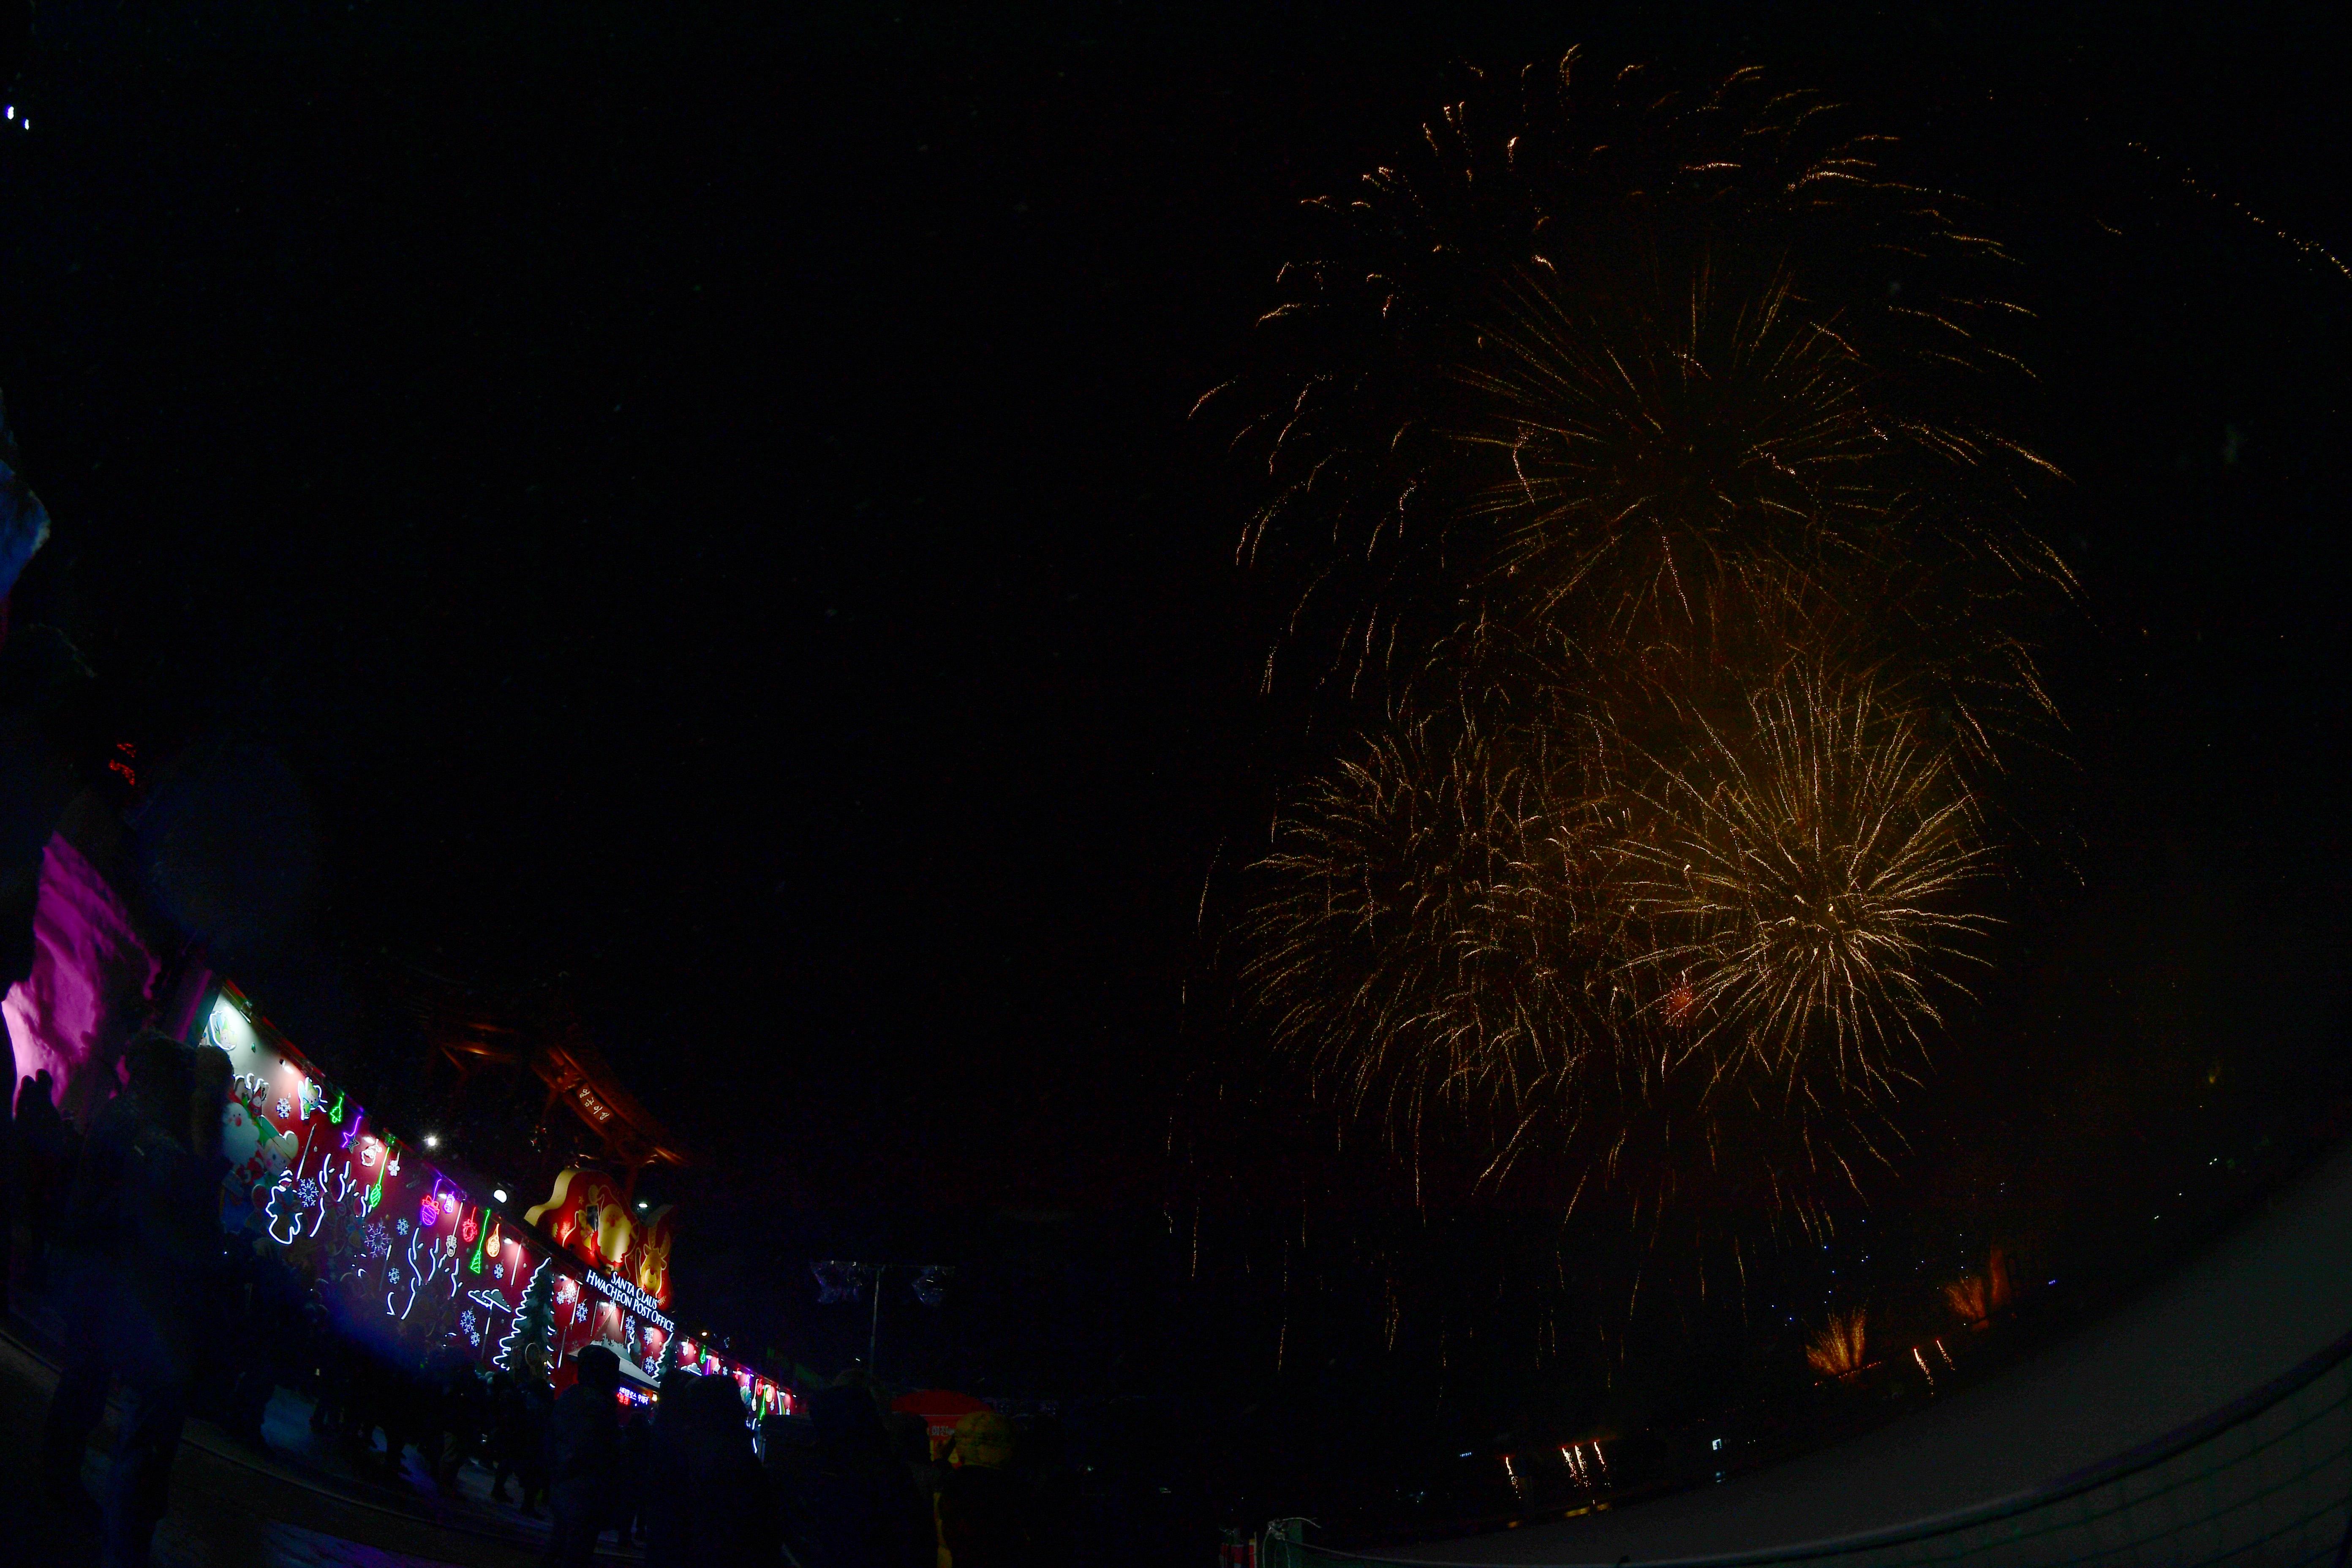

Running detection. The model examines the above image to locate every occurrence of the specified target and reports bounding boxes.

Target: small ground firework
[1807,1308,1871,1378]
[1944,1245,2014,1325]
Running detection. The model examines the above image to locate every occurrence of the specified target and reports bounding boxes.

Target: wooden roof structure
[405,966,692,1200]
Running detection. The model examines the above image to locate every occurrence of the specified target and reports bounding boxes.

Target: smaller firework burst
[1613,666,1997,1096]
[1240,709,1619,1162]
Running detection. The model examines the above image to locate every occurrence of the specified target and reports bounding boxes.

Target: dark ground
[1382,1129,2352,1563]
[0,1313,604,1567]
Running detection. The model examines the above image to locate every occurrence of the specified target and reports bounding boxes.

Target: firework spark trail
[2127,141,2352,284]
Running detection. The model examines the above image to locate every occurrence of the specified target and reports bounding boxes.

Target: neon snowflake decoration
[363,1222,395,1259]
[276,1097,292,1119]
[395,1217,411,1236]
[296,1178,320,1208]
[493,1261,505,1281]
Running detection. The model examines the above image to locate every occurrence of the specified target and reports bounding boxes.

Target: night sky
[6,2,2352,1405]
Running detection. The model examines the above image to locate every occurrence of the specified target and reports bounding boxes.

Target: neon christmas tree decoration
[497,1258,555,1383]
